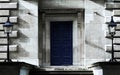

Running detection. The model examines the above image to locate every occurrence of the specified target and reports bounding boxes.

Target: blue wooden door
[50,21,73,66]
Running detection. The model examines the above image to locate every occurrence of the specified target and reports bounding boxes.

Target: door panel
[50,21,73,66]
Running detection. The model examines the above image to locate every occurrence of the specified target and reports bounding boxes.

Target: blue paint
[50,21,73,66]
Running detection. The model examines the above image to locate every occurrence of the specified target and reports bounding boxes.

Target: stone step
[106,2,120,9]
[0,2,17,9]
[29,70,93,75]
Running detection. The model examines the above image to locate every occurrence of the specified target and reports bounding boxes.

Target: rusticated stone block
[106,2,120,9]
[0,31,17,37]
[114,0,120,1]
[0,53,7,59]
[114,10,120,16]
[0,0,9,2]
[0,39,7,44]
[0,10,9,16]
[114,38,120,43]
[105,31,120,38]
[0,17,17,23]
[116,24,120,30]
[0,45,17,52]
[105,45,120,52]
[0,3,17,9]
[0,24,3,30]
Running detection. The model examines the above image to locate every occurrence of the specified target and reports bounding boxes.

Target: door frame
[39,9,85,67]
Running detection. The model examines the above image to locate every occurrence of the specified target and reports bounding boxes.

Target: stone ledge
[91,62,120,75]
[91,62,120,68]
[0,62,35,67]
[30,67,93,74]
[40,67,89,71]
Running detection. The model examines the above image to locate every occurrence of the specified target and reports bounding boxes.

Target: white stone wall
[39,0,110,68]
[12,0,38,65]
[0,0,116,68]
[84,0,110,66]
[0,0,39,66]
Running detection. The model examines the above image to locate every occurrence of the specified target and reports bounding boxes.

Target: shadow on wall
[26,0,38,3]
[10,44,29,59]
[10,31,30,59]
[18,30,29,42]
[85,40,104,51]
[24,0,38,2]
[90,0,105,5]
[19,18,30,28]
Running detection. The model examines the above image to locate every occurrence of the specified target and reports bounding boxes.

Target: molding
[39,8,84,14]
[39,9,85,66]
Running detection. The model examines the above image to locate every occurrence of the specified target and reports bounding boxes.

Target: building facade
[0,0,120,70]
